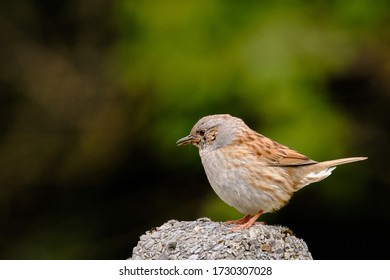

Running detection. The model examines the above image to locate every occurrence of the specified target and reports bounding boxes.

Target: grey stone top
[130,218,312,260]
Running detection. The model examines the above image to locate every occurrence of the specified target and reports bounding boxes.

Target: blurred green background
[0,0,389,259]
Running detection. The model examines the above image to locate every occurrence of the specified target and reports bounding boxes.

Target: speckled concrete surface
[130,218,312,260]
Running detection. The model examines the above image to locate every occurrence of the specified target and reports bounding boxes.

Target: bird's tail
[318,157,367,168]
[298,157,367,189]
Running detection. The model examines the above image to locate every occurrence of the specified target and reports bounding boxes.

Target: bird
[176,114,367,230]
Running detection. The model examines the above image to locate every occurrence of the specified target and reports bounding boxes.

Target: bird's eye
[199,129,205,136]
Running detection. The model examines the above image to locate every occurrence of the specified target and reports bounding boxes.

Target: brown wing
[250,133,317,166]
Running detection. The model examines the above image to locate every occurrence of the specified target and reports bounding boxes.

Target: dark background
[0,0,389,259]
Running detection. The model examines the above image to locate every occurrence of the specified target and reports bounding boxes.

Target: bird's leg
[230,210,264,231]
[224,214,251,225]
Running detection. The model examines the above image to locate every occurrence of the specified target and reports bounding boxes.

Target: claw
[226,210,264,230]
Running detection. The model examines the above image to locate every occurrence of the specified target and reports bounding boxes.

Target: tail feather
[298,156,367,189]
[318,157,367,168]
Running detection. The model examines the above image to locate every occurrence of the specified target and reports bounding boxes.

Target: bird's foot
[228,210,264,231]
[223,214,251,225]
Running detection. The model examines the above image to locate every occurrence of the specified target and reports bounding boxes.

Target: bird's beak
[176,134,196,146]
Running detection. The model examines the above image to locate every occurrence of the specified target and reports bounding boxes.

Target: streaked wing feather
[252,133,317,166]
